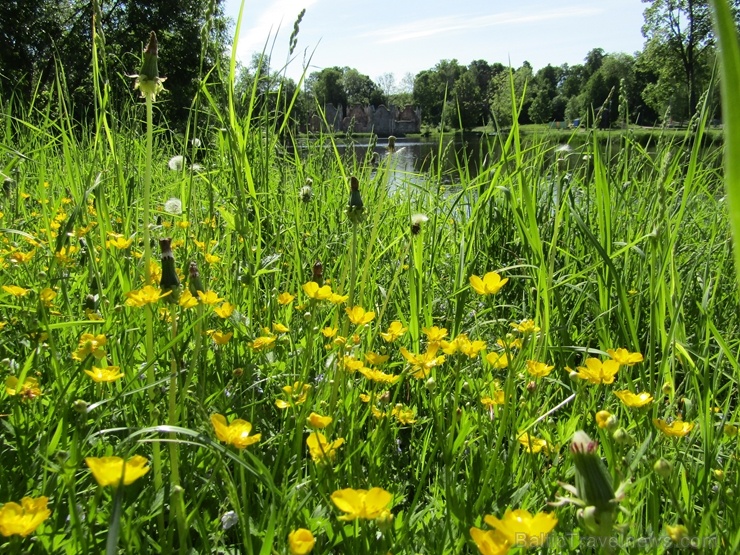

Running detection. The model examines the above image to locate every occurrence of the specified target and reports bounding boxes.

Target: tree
[580,53,637,127]
[0,1,90,100]
[413,69,444,124]
[0,0,230,129]
[529,64,562,122]
[447,69,484,130]
[341,68,385,106]
[412,60,464,125]
[307,67,347,108]
[641,0,730,116]
[489,63,534,127]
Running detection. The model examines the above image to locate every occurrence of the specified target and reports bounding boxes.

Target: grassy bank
[0,27,739,555]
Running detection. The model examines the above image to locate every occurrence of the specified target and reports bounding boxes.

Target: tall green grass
[0,6,739,555]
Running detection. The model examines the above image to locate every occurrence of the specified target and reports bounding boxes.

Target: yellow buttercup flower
[576,358,620,385]
[365,352,390,366]
[40,288,57,307]
[197,290,223,305]
[342,356,364,373]
[359,367,401,385]
[250,334,276,351]
[272,323,289,334]
[654,418,694,438]
[469,271,509,295]
[391,404,416,424]
[8,250,35,264]
[665,524,689,544]
[469,527,511,555]
[275,382,311,409]
[178,289,198,309]
[484,508,557,548]
[85,455,150,487]
[422,325,447,342]
[85,366,125,383]
[210,414,261,448]
[481,391,505,407]
[595,410,614,429]
[5,377,42,400]
[214,302,235,318]
[306,432,344,464]
[330,487,392,521]
[329,292,349,304]
[346,306,375,326]
[510,319,540,334]
[55,245,79,265]
[125,285,170,307]
[380,321,407,342]
[72,333,107,361]
[0,496,51,537]
[441,334,486,358]
[302,281,332,301]
[321,327,338,338]
[204,253,221,264]
[306,412,332,429]
[106,234,133,249]
[209,330,233,345]
[486,352,510,369]
[277,291,295,305]
[526,360,554,378]
[518,432,549,454]
[2,285,30,297]
[288,528,316,555]
[607,348,644,366]
[400,344,445,379]
[497,336,523,350]
[614,390,653,408]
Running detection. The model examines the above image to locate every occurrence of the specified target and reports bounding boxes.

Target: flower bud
[312,260,323,286]
[159,238,180,303]
[571,431,616,513]
[188,261,204,298]
[132,32,166,100]
[425,377,436,391]
[346,176,365,224]
[653,458,673,478]
[73,399,89,413]
[612,428,632,445]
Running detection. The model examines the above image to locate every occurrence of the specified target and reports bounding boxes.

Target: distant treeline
[1,1,735,131]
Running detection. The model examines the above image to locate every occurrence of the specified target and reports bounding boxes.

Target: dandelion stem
[143,92,164,536]
[167,306,188,552]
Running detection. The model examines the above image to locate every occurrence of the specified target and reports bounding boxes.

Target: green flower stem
[167,306,188,552]
[349,223,358,309]
[143,93,164,536]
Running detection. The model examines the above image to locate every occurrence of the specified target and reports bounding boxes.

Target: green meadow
[2,3,740,554]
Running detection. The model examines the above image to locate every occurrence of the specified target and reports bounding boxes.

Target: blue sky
[224,0,647,85]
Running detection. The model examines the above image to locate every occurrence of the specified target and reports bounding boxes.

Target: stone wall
[308,104,421,135]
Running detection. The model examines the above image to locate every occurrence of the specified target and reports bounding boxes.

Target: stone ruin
[308,103,421,136]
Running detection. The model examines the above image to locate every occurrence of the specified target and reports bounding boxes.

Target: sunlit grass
[1,12,740,555]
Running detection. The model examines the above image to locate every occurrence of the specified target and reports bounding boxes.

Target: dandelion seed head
[168,155,185,171]
[164,197,182,215]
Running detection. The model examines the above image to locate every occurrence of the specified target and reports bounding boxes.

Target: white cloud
[359,6,602,44]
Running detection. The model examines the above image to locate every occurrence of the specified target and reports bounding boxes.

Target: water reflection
[336,135,486,189]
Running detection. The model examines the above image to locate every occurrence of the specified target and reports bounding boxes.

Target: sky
[223,0,647,87]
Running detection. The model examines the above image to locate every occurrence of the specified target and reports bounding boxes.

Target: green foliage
[0,29,739,552]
